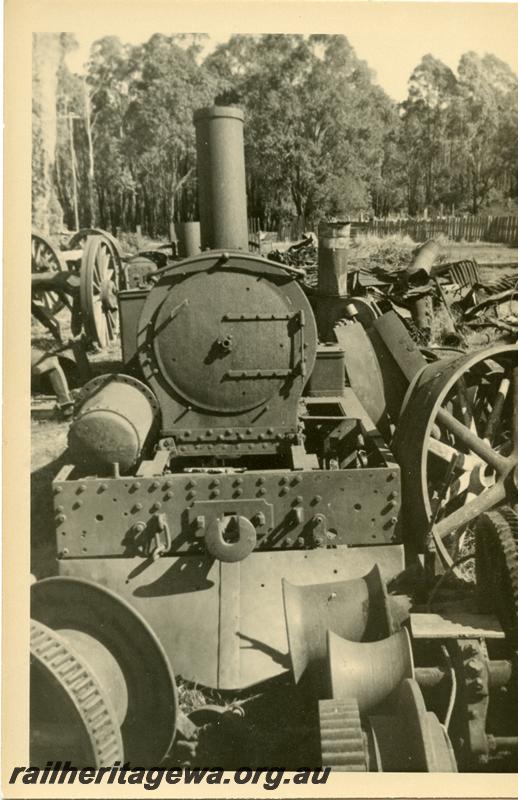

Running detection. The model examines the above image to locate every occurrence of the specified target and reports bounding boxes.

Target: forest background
[32,32,518,238]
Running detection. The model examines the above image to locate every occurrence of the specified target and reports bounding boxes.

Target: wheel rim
[394,345,518,576]
[69,228,122,267]
[80,236,119,348]
[31,232,66,317]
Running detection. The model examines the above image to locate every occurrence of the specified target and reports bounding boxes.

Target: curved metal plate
[58,546,405,691]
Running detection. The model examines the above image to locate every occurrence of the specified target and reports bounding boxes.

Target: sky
[64,2,518,102]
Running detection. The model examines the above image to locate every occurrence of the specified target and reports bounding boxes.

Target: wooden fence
[350,215,518,244]
[248,215,518,245]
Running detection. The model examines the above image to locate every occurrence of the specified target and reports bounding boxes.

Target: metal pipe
[193,106,249,251]
[415,660,512,690]
[175,221,201,257]
[317,221,350,297]
[406,239,441,281]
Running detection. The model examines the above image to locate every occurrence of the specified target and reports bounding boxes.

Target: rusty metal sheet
[59,545,405,690]
[54,464,402,559]
[334,321,388,434]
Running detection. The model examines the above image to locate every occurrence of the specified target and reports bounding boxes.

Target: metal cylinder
[317,221,350,296]
[175,221,201,257]
[194,106,249,251]
[406,239,441,282]
[68,375,157,472]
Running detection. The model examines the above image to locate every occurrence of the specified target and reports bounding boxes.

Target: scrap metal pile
[271,234,518,346]
[30,106,518,772]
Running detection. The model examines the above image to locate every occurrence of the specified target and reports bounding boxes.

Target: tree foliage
[34,33,518,236]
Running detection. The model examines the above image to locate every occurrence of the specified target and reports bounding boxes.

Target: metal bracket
[150,513,172,560]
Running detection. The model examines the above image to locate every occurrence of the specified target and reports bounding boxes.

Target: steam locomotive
[30,106,518,772]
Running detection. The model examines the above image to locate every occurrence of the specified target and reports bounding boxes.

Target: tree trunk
[32,33,65,234]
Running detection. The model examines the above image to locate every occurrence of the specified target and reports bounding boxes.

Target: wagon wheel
[68,228,123,273]
[80,236,119,348]
[394,345,518,578]
[31,232,67,316]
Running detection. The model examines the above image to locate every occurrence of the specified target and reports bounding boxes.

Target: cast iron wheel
[80,235,119,348]
[394,346,518,578]
[475,505,518,638]
[31,232,67,317]
[30,619,124,767]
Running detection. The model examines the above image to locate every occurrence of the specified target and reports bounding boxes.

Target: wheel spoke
[441,471,472,506]
[484,375,510,443]
[436,407,509,474]
[428,438,479,470]
[434,481,507,540]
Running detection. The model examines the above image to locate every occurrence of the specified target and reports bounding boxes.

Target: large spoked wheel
[31,232,66,316]
[80,235,119,348]
[69,227,123,270]
[394,345,518,577]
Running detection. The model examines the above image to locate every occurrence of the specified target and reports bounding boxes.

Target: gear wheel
[30,619,124,767]
[475,505,518,638]
[318,698,368,771]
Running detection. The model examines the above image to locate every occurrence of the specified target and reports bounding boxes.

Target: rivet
[267,427,274,434]
[54,486,62,494]
[211,489,220,498]
[56,505,64,513]
[57,514,66,524]
[285,537,293,546]
[211,479,220,487]
[62,548,69,556]
[206,429,213,437]
[153,501,162,511]
[258,487,266,496]
[235,489,243,497]
[134,522,146,533]
[246,428,252,435]
[152,368,159,375]
[280,487,288,496]
[234,477,243,486]
[165,480,173,489]
[295,495,303,504]
[132,482,141,490]
[187,491,196,500]
[78,484,87,493]
[187,480,197,489]
[390,516,398,526]
[257,477,265,485]
[293,475,302,484]
[388,491,398,500]
[99,483,108,492]
[297,536,305,546]
[135,502,143,511]
[164,492,173,500]
[280,476,288,485]
[314,495,322,503]
[151,481,159,490]
[76,500,83,507]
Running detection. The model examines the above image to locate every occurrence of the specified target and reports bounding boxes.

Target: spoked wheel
[31,232,67,316]
[394,345,518,578]
[68,227,123,271]
[80,236,119,348]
